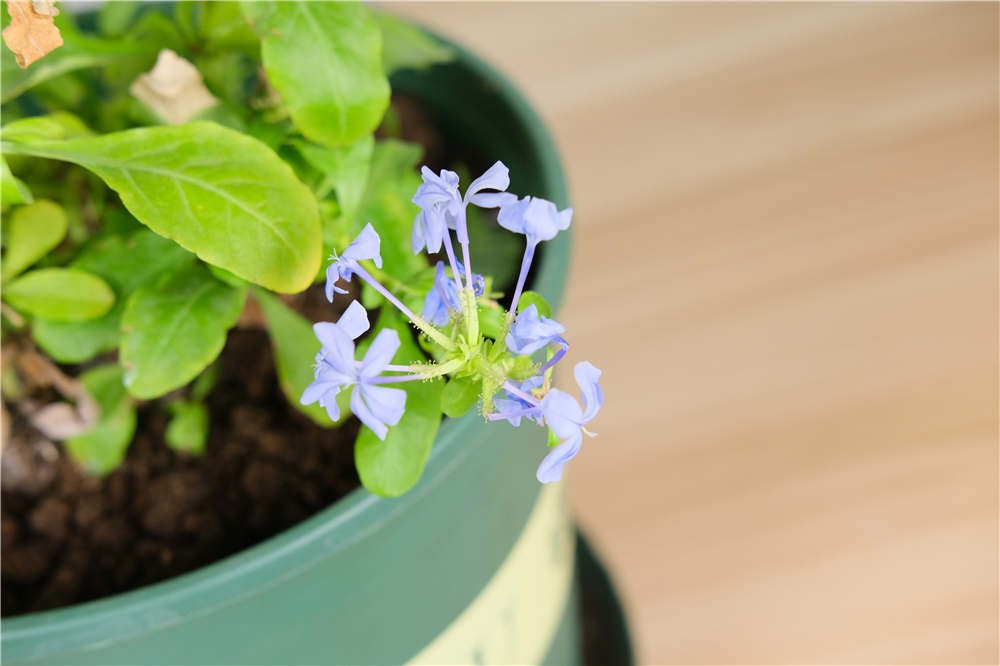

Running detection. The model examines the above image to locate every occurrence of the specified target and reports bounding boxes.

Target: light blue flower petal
[343,223,382,268]
[337,300,370,340]
[301,380,336,406]
[506,304,567,355]
[574,361,604,423]
[468,191,518,209]
[465,161,509,202]
[360,383,407,428]
[313,322,356,373]
[359,328,401,380]
[540,389,585,439]
[351,385,387,440]
[536,431,583,484]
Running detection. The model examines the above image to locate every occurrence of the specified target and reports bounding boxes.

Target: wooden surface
[390,4,999,663]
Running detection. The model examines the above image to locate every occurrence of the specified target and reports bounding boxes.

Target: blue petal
[536,431,583,484]
[464,161,510,202]
[343,223,382,268]
[574,361,604,423]
[540,389,584,439]
[301,380,337,406]
[337,300,370,341]
[313,322,356,375]
[360,383,407,428]
[468,191,518,209]
[351,385,387,440]
[359,328,401,380]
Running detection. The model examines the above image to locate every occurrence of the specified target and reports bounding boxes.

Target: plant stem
[352,264,456,351]
[508,241,536,317]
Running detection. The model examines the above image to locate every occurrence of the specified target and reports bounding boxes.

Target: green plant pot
[1,32,627,666]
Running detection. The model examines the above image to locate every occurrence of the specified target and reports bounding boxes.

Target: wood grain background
[390,3,999,663]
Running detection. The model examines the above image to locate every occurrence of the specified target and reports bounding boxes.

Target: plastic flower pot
[1,30,632,666]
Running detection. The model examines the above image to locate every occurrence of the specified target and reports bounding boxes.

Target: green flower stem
[460,287,480,342]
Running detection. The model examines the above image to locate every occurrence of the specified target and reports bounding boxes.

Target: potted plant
[1,2,628,663]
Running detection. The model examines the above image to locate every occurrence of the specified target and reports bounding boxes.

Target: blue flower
[506,304,567,356]
[411,167,462,254]
[421,261,485,326]
[463,161,518,209]
[536,362,603,483]
[493,375,545,427]
[497,196,572,248]
[326,223,382,302]
[301,307,407,440]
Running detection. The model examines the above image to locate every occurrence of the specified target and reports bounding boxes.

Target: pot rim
[2,24,571,644]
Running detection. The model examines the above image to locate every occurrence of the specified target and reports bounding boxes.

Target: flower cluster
[302,162,603,484]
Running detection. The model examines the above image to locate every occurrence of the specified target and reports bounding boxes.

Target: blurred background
[390,3,998,664]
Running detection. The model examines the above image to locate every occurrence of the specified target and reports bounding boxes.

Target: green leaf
[64,365,137,476]
[355,308,443,497]
[4,268,113,321]
[518,291,553,319]
[374,12,453,74]
[121,263,246,399]
[1,112,92,143]
[97,1,143,38]
[3,120,322,293]
[441,376,479,418]
[292,135,373,220]
[1,199,66,282]
[165,401,210,455]
[253,287,345,427]
[242,1,390,146]
[32,230,195,363]
[358,140,425,282]
[1,157,32,208]
[547,427,560,448]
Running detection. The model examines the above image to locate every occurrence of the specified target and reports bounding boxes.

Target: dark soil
[1,286,361,617]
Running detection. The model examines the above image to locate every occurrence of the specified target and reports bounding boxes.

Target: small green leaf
[1,157,32,208]
[242,1,390,146]
[441,376,479,418]
[97,1,143,38]
[31,230,194,363]
[547,427,560,448]
[1,200,66,282]
[3,119,322,293]
[293,135,373,220]
[355,308,443,497]
[166,401,210,455]
[65,365,137,476]
[518,291,553,319]
[4,268,113,321]
[374,12,453,74]
[253,287,346,427]
[121,264,246,399]
[191,363,220,402]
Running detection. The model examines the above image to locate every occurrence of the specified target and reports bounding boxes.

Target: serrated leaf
[242,1,389,146]
[441,376,479,418]
[120,263,246,399]
[355,308,442,497]
[1,199,65,281]
[3,119,322,293]
[4,267,113,321]
[1,156,32,208]
[64,364,136,475]
[374,12,453,74]
[165,400,209,455]
[31,230,194,363]
[253,287,346,428]
[518,290,553,319]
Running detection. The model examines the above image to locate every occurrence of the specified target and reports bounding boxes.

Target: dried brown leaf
[2,0,63,69]
[130,49,218,125]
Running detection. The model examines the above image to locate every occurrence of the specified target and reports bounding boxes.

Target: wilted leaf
[2,0,63,68]
[130,48,219,125]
